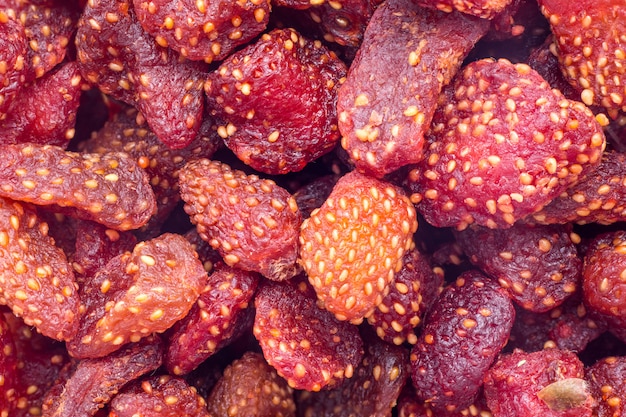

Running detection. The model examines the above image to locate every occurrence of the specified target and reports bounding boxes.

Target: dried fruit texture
[410,271,515,412]
[75,0,205,149]
[415,0,513,19]
[205,28,347,175]
[531,151,626,225]
[299,170,418,323]
[397,384,493,417]
[406,58,606,229]
[132,0,270,63]
[0,197,79,341]
[586,356,626,417]
[455,222,581,312]
[0,8,27,121]
[0,143,156,231]
[293,174,340,219]
[582,230,626,329]
[337,0,489,178]
[165,263,260,375]
[0,314,19,416]
[296,329,409,417]
[109,374,210,417]
[207,351,296,417]
[367,248,441,345]
[179,159,302,281]
[538,0,626,115]
[182,228,222,274]
[41,335,163,417]
[253,278,364,391]
[66,233,207,359]
[81,107,221,231]
[0,61,83,147]
[483,348,594,417]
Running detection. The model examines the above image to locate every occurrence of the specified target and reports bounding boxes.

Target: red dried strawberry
[586,356,626,417]
[416,0,513,19]
[299,170,418,324]
[0,8,27,121]
[0,314,18,417]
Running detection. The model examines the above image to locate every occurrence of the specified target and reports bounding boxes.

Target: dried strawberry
[397,384,493,417]
[253,277,364,391]
[0,143,156,231]
[410,270,515,412]
[293,174,340,219]
[416,0,513,19]
[483,348,595,417]
[207,351,296,417]
[538,0,626,115]
[0,8,27,121]
[165,263,259,375]
[109,374,210,417]
[337,0,489,178]
[205,28,347,175]
[299,170,417,323]
[67,233,207,359]
[0,197,79,341]
[406,58,606,229]
[179,159,302,281]
[0,314,19,417]
[182,228,222,274]
[586,356,626,417]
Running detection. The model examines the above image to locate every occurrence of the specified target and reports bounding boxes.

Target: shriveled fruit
[253,277,364,391]
[410,270,515,412]
[406,58,606,229]
[179,159,302,281]
[586,356,626,417]
[337,0,489,178]
[293,174,340,219]
[0,143,156,231]
[0,9,27,121]
[207,351,296,417]
[0,313,18,417]
[416,0,514,19]
[299,170,417,323]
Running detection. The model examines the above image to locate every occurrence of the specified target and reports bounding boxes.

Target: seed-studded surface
[299,170,418,323]
[205,28,347,175]
[538,0,626,114]
[165,263,259,375]
[0,143,156,231]
[179,159,302,281]
[586,356,626,417]
[109,374,210,417]
[0,9,27,121]
[416,0,513,19]
[531,151,626,225]
[66,233,207,359]
[41,335,163,417]
[296,329,409,417]
[406,58,606,229]
[0,62,83,147]
[293,174,340,219]
[132,0,270,63]
[337,0,489,178]
[455,222,581,312]
[207,351,296,417]
[582,230,626,328]
[483,348,594,417]
[367,247,440,345]
[0,197,79,341]
[396,384,493,417]
[75,0,205,149]
[253,278,364,391]
[0,314,18,417]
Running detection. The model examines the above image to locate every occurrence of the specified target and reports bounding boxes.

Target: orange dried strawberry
[299,170,418,324]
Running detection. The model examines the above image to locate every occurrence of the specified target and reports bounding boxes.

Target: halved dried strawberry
[406,58,606,229]
[179,159,302,281]
[299,170,417,323]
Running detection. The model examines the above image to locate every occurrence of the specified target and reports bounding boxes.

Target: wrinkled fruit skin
[586,356,626,417]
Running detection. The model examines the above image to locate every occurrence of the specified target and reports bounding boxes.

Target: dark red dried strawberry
[406,58,606,229]
[410,270,515,412]
[205,28,347,175]
[299,170,418,324]
[586,356,626,417]
[0,8,27,121]
[0,313,19,417]
[109,374,210,417]
[337,0,489,178]
[0,144,156,231]
[484,348,595,417]
[179,159,302,281]
[397,384,493,417]
[165,263,259,375]
[253,277,364,391]
[67,233,207,359]
[0,197,79,341]
[207,351,296,417]
[416,0,513,19]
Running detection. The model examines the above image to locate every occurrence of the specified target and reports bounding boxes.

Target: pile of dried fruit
[1,0,626,416]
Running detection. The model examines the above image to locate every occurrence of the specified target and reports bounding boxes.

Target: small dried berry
[0,9,27,120]
[207,351,296,417]
[179,159,302,281]
[416,0,514,19]
[299,170,418,323]
[586,356,626,417]
[337,0,489,178]
[397,384,493,417]
[253,277,364,391]
[0,143,156,231]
